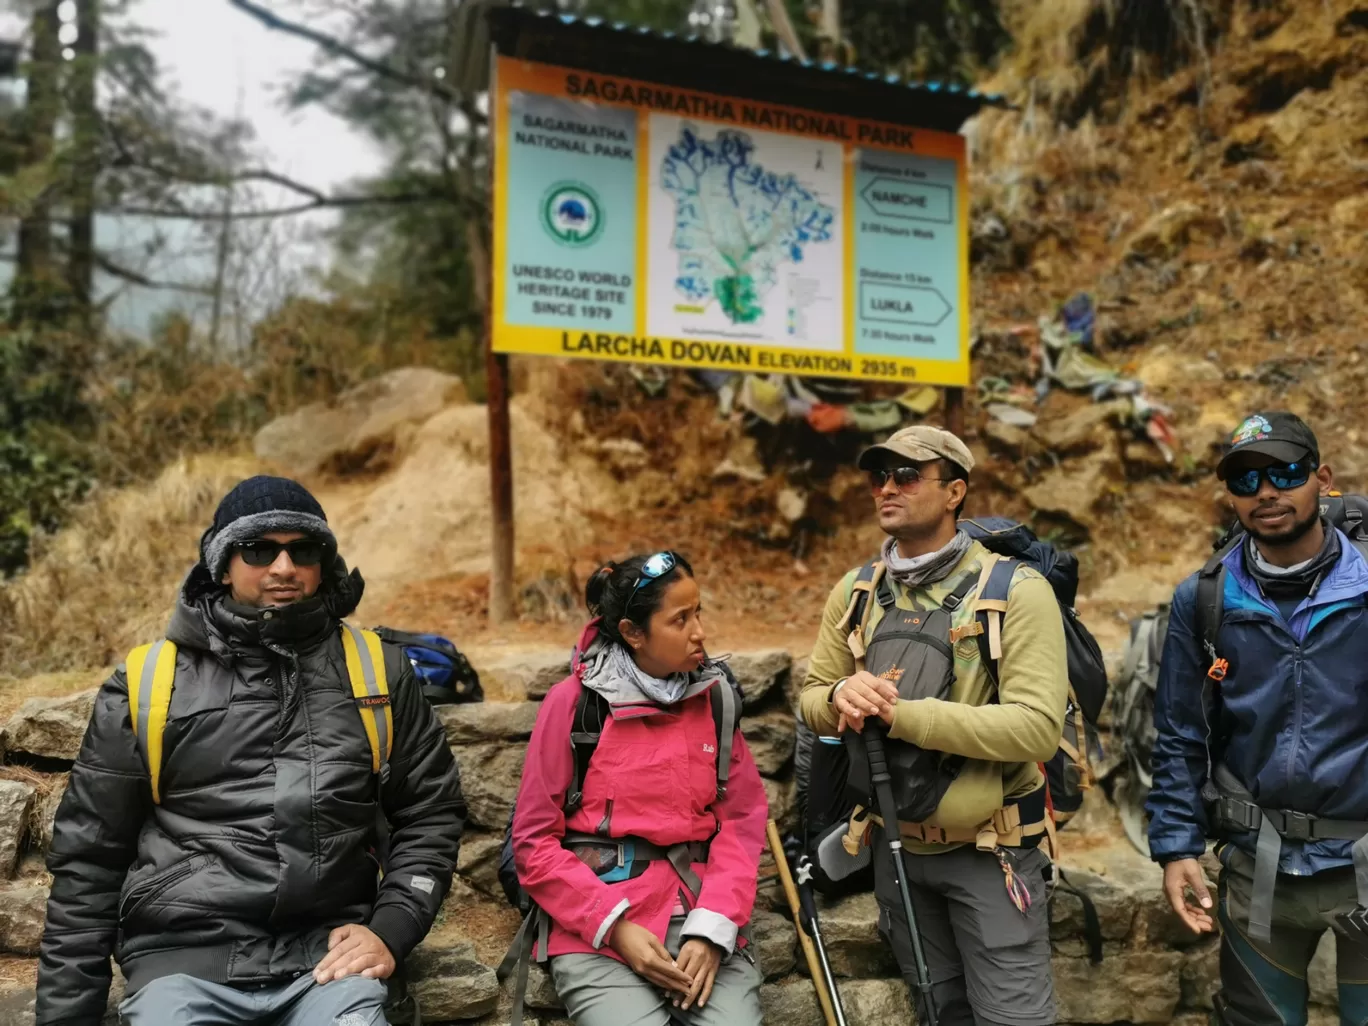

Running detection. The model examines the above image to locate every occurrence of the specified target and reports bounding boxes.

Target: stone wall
[0,649,1341,1024]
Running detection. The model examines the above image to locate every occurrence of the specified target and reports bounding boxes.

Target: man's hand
[313,924,397,984]
[608,919,694,994]
[1163,858,1215,935]
[833,671,898,733]
[673,938,723,1010]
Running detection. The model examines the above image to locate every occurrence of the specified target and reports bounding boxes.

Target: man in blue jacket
[1148,411,1368,1026]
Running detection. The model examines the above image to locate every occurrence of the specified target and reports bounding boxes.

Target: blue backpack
[371,627,482,705]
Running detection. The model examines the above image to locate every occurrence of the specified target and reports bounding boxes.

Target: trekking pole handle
[863,722,891,785]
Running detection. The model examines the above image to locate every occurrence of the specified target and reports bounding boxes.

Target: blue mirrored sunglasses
[1226,462,1314,498]
[627,551,677,603]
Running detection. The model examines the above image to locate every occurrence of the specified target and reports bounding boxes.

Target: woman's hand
[608,919,694,994]
[673,938,724,1010]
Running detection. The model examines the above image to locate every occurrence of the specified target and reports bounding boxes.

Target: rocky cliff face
[0,644,1346,1026]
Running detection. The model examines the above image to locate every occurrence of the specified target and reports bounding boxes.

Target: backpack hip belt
[562,832,710,895]
[859,782,1049,849]
[1209,768,1368,944]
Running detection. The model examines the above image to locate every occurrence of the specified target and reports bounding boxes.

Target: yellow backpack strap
[126,640,178,805]
[341,624,392,773]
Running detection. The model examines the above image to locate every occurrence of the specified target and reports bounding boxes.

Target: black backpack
[496,665,744,909]
[959,518,1108,825]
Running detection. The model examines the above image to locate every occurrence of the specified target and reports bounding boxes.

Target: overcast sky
[145,0,384,195]
[0,1,385,336]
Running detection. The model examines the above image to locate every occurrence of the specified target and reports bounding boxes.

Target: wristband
[829,678,849,703]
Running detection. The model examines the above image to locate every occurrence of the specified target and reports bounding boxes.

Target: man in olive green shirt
[800,425,1067,1026]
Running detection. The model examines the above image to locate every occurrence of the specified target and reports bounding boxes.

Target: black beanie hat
[201,476,338,580]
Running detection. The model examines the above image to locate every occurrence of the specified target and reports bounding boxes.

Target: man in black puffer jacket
[36,476,467,1026]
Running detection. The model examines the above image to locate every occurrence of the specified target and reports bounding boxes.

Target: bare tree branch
[94,251,217,294]
[109,190,450,221]
[225,0,485,122]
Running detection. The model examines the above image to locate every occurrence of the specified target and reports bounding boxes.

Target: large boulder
[815,891,897,978]
[253,367,467,476]
[0,885,49,956]
[760,976,912,1025]
[1053,950,1185,1023]
[403,940,500,1021]
[457,832,508,901]
[764,777,797,836]
[471,649,571,701]
[726,650,792,710]
[30,774,68,855]
[742,710,797,778]
[751,909,798,980]
[1034,399,1130,456]
[3,691,97,762]
[0,780,36,878]
[456,742,530,829]
[524,963,565,1012]
[438,703,540,745]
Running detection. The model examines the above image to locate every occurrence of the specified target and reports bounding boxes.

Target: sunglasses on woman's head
[234,538,326,568]
[1225,462,1315,498]
[627,551,677,602]
[867,464,951,495]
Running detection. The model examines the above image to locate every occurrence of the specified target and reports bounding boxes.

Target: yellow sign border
[492,55,971,387]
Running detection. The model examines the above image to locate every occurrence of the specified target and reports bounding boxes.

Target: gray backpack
[1110,605,1170,856]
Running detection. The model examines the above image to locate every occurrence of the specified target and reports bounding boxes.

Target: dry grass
[0,454,260,677]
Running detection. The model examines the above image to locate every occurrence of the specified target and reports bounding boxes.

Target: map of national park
[660,126,836,324]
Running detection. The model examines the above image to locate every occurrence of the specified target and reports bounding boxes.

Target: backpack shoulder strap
[565,687,607,814]
[973,554,1019,685]
[840,558,885,669]
[708,677,739,801]
[126,640,178,805]
[340,624,393,774]
[1194,546,1232,682]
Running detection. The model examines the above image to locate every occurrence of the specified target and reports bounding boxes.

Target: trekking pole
[795,853,848,1026]
[767,820,838,1026]
[862,724,938,1026]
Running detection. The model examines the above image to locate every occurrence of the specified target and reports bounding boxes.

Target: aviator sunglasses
[1225,461,1315,498]
[867,464,952,495]
[234,538,327,568]
[627,551,678,602]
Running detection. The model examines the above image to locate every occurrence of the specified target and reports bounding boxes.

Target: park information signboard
[491,55,970,386]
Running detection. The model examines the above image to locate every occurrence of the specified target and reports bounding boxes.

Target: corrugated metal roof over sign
[488,4,1007,134]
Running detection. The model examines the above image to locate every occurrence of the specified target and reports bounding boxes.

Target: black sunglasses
[867,465,952,494]
[235,538,327,568]
[1225,462,1315,498]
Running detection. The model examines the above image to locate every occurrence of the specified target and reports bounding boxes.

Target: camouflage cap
[857,425,975,475]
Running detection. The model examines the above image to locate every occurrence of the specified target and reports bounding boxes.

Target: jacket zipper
[1288,646,1303,788]
[119,854,206,923]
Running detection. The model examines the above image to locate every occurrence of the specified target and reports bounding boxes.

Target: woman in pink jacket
[512,551,769,1026]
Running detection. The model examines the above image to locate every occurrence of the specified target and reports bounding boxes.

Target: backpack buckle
[1279,810,1313,842]
[1207,658,1228,682]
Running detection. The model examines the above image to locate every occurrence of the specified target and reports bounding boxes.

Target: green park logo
[541,182,604,247]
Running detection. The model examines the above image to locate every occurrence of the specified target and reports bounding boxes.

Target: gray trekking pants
[872,826,1056,1026]
[550,915,763,1026]
[118,971,389,1026]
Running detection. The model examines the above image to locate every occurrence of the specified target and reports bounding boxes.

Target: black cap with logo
[1216,411,1320,480]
